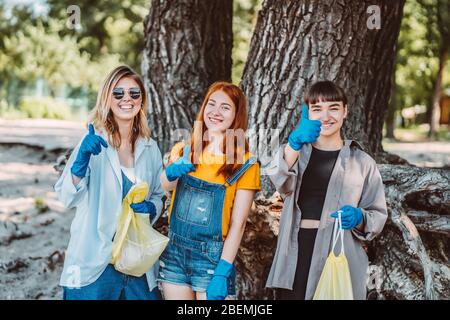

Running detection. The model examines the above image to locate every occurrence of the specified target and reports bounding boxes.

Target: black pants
[277,228,318,300]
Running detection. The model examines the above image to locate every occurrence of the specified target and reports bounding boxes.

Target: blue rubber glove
[288,103,322,151]
[71,124,108,178]
[330,205,364,230]
[206,259,234,300]
[165,144,196,182]
[130,200,157,220]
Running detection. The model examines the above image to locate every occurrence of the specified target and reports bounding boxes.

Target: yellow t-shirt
[167,142,261,239]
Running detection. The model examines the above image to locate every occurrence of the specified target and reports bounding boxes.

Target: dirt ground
[383,139,450,168]
[0,118,448,299]
[0,119,85,299]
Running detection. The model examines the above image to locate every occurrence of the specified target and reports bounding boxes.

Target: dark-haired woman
[266,81,387,300]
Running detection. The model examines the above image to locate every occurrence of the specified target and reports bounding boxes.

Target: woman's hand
[206,259,234,300]
[71,124,108,178]
[330,205,364,230]
[130,200,157,220]
[288,103,321,151]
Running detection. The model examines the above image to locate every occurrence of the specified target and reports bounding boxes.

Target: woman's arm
[160,170,178,192]
[220,189,255,263]
[55,141,90,209]
[284,144,300,170]
[352,159,388,241]
[160,142,193,192]
[266,144,299,197]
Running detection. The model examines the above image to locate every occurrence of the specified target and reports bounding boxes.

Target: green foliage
[1,18,122,90]
[232,0,262,84]
[46,0,150,72]
[394,0,450,110]
[0,98,24,119]
[395,1,435,109]
[18,96,72,120]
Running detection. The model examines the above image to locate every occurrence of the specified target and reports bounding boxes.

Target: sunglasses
[112,87,141,100]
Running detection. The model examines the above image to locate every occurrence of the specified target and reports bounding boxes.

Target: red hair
[182,81,249,178]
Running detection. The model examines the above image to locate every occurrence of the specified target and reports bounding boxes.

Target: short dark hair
[303,81,347,106]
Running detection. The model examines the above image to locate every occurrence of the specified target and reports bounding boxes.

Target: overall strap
[225,156,258,187]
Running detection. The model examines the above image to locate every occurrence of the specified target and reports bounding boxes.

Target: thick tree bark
[369,165,450,300]
[142,0,233,153]
[240,0,404,166]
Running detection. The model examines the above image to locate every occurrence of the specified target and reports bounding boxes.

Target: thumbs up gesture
[287,103,322,151]
[165,144,196,182]
[71,124,108,178]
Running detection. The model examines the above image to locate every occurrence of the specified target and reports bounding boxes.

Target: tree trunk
[369,165,450,300]
[142,0,233,154]
[428,47,447,138]
[240,0,404,167]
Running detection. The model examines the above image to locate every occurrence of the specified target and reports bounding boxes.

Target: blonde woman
[55,65,165,300]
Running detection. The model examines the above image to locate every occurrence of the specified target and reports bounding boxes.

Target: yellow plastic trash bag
[111,182,169,277]
[313,211,354,300]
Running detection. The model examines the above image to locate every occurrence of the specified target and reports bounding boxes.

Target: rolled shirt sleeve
[148,144,165,225]
[267,144,299,197]
[54,137,90,209]
[352,159,388,241]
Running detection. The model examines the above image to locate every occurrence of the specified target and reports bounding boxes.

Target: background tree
[240,0,404,163]
[384,1,430,139]
[417,0,450,138]
[142,0,233,153]
[232,0,262,83]
[0,2,139,118]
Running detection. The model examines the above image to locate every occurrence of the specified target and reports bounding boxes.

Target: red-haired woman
[158,82,261,300]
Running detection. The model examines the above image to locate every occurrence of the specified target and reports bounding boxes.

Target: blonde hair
[90,65,150,154]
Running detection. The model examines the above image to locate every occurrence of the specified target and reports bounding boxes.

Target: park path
[0,119,85,299]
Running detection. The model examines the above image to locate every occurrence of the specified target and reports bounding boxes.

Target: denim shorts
[157,232,236,294]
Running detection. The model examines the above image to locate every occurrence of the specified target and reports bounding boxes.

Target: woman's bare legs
[196,291,206,300]
[161,282,196,300]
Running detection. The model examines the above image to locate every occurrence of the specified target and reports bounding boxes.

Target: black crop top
[297,146,340,220]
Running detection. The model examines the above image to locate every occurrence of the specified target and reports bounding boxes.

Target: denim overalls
[158,157,257,293]
[63,171,160,300]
